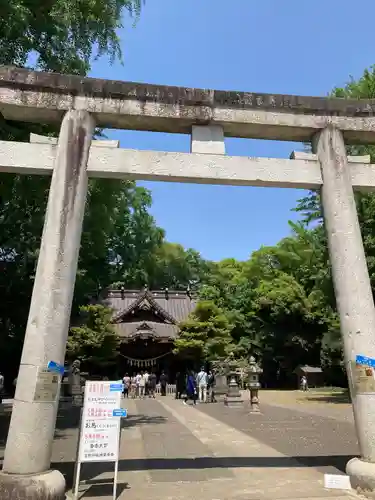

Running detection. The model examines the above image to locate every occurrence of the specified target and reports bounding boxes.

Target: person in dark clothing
[159,371,168,396]
[183,371,197,405]
[207,370,216,403]
[0,371,4,404]
[148,372,157,398]
[175,371,185,399]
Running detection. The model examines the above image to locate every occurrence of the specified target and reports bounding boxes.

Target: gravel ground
[197,399,359,475]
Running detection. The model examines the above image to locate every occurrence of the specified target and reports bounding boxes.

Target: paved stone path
[0,395,363,500]
[52,396,361,500]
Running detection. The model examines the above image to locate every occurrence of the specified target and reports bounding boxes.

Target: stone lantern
[224,352,244,408]
[211,352,244,407]
[248,356,262,413]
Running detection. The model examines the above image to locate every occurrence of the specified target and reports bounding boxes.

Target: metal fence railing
[155,384,176,395]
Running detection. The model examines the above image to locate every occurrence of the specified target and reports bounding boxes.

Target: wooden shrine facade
[102,288,196,376]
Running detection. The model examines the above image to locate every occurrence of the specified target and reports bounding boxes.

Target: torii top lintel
[1,66,375,144]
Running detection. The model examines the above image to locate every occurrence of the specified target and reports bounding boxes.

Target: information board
[78,380,122,463]
[351,355,375,396]
[33,369,60,402]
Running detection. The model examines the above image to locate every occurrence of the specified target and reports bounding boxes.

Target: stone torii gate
[1,66,375,498]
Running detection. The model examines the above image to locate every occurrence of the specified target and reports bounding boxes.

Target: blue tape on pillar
[47,361,65,375]
[356,355,375,368]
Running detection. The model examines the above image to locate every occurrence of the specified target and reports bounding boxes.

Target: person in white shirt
[130,375,137,398]
[135,372,141,398]
[196,367,208,403]
[138,371,146,399]
[144,371,149,396]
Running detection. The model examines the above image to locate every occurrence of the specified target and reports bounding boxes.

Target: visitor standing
[130,375,137,398]
[207,370,216,403]
[183,371,197,405]
[175,371,185,400]
[144,370,149,396]
[139,371,146,399]
[122,373,131,398]
[0,371,4,404]
[196,367,208,403]
[301,375,308,392]
[135,372,141,398]
[159,371,168,396]
[148,372,157,398]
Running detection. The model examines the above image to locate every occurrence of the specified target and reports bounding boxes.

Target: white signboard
[78,380,122,463]
[324,474,351,490]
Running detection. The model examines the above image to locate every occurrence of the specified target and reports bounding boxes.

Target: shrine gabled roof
[115,321,178,340]
[103,288,197,324]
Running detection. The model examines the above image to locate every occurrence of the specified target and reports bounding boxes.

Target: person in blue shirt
[183,371,197,405]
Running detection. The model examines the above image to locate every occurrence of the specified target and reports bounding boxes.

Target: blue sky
[90,0,375,261]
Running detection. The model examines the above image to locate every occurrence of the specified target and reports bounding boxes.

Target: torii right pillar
[314,125,375,495]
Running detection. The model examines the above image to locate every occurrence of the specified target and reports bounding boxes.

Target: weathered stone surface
[347,457,375,497]
[1,66,375,142]
[1,66,375,116]
[2,140,375,191]
[0,469,65,500]
[2,110,94,478]
[191,125,225,154]
[314,127,375,467]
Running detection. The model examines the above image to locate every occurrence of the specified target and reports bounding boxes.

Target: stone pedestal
[249,389,261,413]
[0,470,65,500]
[214,374,228,402]
[347,458,375,496]
[224,374,243,408]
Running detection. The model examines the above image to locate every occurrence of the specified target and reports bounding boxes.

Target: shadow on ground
[78,478,130,499]
[122,414,167,428]
[304,391,350,404]
[1,406,167,454]
[55,454,358,490]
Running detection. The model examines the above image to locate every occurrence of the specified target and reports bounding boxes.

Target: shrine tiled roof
[102,288,197,340]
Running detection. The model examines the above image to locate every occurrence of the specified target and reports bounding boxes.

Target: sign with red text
[78,380,122,463]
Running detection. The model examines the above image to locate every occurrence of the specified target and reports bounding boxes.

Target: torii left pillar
[0,110,95,499]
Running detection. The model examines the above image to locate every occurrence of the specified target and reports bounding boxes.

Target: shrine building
[102,287,196,378]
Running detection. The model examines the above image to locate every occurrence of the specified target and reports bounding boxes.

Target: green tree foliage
[0,175,163,361]
[78,180,164,301]
[174,301,233,363]
[0,0,159,380]
[67,305,119,365]
[0,0,143,74]
[145,242,210,289]
[194,224,336,386]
